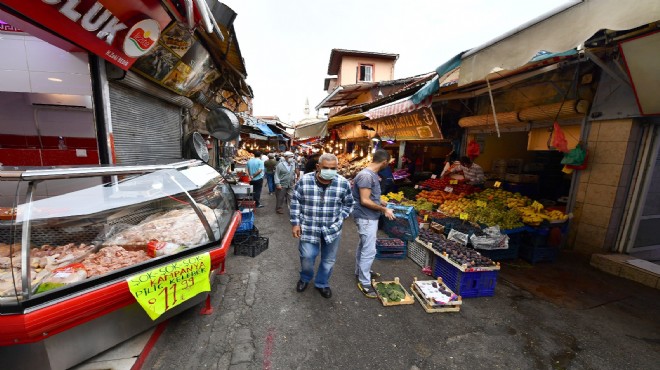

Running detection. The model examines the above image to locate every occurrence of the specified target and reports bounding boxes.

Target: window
[358,64,373,82]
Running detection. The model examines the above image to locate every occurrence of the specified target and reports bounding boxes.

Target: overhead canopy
[459,0,660,85]
[316,83,377,110]
[327,113,367,127]
[365,95,432,120]
[294,120,328,140]
[255,123,277,137]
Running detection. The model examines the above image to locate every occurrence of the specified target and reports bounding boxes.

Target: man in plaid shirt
[290,153,354,298]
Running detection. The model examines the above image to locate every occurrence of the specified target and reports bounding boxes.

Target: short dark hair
[254,150,262,157]
[460,156,472,165]
[373,149,391,164]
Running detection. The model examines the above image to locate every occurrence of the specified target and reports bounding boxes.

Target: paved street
[143,192,660,370]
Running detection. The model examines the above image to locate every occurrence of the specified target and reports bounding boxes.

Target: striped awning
[364,95,433,120]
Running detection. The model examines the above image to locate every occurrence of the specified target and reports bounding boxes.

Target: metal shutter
[109,82,182,164]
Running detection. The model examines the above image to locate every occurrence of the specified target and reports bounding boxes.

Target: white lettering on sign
[42,0,128,45]
[105,50,129,66]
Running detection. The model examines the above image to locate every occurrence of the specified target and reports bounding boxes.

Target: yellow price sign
[494,181,502,188]
[460,212,469,220]
[127,252,211,320]
[476,200,487,208]
[424,214,429,221]
[450,180,458,185]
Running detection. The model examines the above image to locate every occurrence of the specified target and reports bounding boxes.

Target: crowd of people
[243,147,484,299]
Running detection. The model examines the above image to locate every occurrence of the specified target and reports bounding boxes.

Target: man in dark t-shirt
[351,149,396,298]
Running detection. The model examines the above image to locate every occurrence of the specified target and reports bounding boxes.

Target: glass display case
[0,160,241,370]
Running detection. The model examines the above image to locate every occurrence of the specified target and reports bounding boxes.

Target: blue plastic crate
[519,244,559,263]
[383,204,419,240]
[433,257,498,298]
[477,233,522,261]
[237,210,254,232]
[376,249,407,260]
[376,238,407,251]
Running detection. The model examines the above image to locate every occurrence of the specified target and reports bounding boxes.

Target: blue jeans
[299,236,341,288]
[355,218,378,286]
[265,173,275,194]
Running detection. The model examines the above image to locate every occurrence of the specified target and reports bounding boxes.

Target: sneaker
[358,283,378,298]
[355,270,381,281]
[256,204,265,208]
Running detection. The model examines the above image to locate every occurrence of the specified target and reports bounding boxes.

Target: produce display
[463,205,524,230]
[418,178,479,195]
[374,282,407,302]
[417,229,497,268]
[400,198,435,212]
[416,189,461,205]
[392,169,410,180]
[399,186,421,200]
[381,191,405,203]
[376,238,406,249]
[413,279,459,305]
[233,149,253,165]
[438,199,472,217]
[337,156,370,179]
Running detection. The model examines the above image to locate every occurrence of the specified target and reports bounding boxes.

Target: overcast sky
[226,0,571,125]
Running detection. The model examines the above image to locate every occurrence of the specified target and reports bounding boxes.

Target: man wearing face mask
[290,153,354,299]
[352,149,396,298]
[274,151,297,214]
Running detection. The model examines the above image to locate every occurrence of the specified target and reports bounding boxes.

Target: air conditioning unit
[27,93,93,109]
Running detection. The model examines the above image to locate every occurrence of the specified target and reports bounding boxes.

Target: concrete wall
[338,56,394,85]
[569,119,640,253]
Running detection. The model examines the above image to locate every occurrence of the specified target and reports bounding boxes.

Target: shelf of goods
[415,229,500,298]
[0,161,241,370]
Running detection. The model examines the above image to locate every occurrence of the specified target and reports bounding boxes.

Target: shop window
[358,64,373,82]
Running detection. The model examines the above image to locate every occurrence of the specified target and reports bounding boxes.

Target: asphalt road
[143,191,660,370]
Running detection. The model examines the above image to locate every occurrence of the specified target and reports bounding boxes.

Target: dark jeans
[250,178,264,206]
[265,173,275,194]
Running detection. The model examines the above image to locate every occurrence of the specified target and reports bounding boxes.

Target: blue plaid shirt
[290,172,354,244]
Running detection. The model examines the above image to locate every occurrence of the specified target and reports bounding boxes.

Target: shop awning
[294,120,328,139]
[249,133,268,140]
[364,95,433,120]
[458,0,660,85]
[254,123,277,137]
[315,83,377,109]
[327,113,367,127]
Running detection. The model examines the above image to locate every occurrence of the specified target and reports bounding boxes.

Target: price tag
[450,179,458,185]
[414,185,419,189]
[127,252,211,320]
[444,186,453,193]
[431,174,437,179]
[424,214,429,221]
[494,181,502,188]
[476,200,487,207]
[460,212,469,220]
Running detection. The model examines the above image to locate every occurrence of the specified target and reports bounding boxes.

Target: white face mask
[319,169,337,180]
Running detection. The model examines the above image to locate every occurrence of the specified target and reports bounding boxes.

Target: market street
[143,192,660,370]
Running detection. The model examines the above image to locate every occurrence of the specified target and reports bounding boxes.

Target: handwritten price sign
[127,252,211,320]
[476,200,487,208]
[449,180,458,185]
[460,212,469,220]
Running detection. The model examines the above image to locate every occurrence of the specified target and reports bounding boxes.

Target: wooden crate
[410,277,462,313]
[371,277,415,306]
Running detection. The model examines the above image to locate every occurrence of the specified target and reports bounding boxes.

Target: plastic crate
[232,226,259,245]
[477,232,522,261]
[519,244,559,263]
[376,238,406,251]
[238,200,256,209]
[376,249,407,260]
[433,257,498,298]
[408,240,433,268]
[236,210,254,232]
[234,236,268,257]
[383,204,419,241]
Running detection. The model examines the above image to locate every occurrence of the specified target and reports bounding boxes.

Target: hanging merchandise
[467,139,481,159]
[561,142,587,166]
[551,122,569,153]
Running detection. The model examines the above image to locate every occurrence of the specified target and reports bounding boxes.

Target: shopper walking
[246,150,265,208]
[264,153,278,195]
[290,153,354,299]
[352,149,396,298]
[274,151,297,214]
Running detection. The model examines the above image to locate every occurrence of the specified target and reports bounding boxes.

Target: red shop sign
[0,0,171,70]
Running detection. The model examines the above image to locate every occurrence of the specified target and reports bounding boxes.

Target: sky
[225,0,572,125]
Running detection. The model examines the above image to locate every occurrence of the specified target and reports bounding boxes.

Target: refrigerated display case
[0,160,241,370]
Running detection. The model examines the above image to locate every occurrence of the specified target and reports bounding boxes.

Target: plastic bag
[552,122,569,153]
[467,139,481,159]
[470,232,509,250]
[561,144,586,166]
[35,263,88,293]
[447,229,469,246]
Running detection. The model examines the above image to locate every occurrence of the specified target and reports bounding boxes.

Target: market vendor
[448,156,485,185]
[439,152,461,178]
[377,159,396,195]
